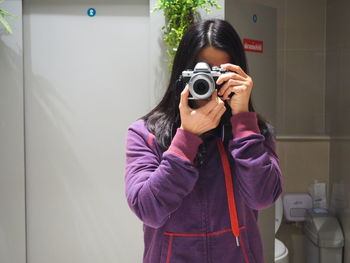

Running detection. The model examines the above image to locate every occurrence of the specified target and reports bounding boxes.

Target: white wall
[0,1,26,263]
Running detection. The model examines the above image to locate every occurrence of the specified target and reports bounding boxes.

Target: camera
[182,62,228,100]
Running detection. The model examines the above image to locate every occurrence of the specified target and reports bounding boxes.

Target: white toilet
[275,196,289,263]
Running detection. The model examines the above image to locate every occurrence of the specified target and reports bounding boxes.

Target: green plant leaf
[0,9,12,16]
[153,0,221,71]
[0,8,19,18]
[0,14,13,34]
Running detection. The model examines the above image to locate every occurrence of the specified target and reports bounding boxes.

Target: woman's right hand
[179,85,226,136]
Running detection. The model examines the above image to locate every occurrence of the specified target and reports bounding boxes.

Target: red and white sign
[243,39,263,53]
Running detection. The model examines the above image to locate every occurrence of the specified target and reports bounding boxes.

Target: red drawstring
[216,139,241,246]
[217,138,251,263]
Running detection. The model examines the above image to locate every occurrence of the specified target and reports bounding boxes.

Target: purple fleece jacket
[124,112,283,263]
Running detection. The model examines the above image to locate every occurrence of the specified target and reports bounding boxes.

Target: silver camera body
[182,62,228,100]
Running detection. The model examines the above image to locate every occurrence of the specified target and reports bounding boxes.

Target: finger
[208,99,226,119]
[208,97,224,115]
[216,72,245,86]
[218,79,244,96]
[222,86,235,100]
[179,85,190,109]
[223,85,246,100]
[211,87,218,100]
[220,64,248,78]
[200,90,219,114]
[212,103,227,122]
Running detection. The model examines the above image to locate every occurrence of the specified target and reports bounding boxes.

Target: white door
[23,0,150,262]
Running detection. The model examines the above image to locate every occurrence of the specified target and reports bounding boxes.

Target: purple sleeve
[229,112,283,210]
[125,125,202,228]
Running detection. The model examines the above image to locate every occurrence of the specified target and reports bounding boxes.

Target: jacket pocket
[209,228,256,263]
[159,233,206,263]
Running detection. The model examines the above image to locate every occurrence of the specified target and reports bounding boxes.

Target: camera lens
[193,79,209,95]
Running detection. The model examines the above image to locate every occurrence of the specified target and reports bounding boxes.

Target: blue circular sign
[253,14,257,23]
[87,8,96,17]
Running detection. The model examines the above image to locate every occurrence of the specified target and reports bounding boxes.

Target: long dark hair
[142,19,273,166]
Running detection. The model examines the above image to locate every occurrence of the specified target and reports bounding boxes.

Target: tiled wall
[326,0,350,262]
[276,138,329,194]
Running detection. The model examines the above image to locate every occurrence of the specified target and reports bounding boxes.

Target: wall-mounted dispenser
[283,193,313,222]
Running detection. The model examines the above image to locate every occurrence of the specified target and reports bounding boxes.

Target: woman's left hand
[216,63,253,115]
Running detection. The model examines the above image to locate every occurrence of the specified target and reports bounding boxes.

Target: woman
[124,18,283,263]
